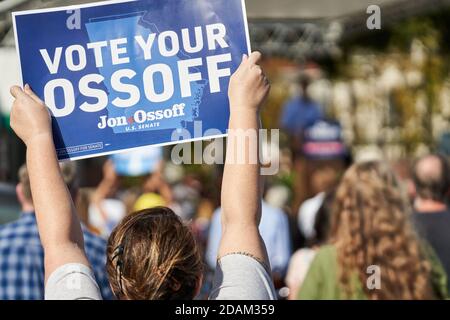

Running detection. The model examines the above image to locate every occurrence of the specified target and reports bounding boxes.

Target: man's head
[16,162,78,211]
[298,74,311,93]
[106,207,203,300]
[412,154,450,203]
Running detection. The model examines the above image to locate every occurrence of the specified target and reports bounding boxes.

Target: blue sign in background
[13,0,250,160]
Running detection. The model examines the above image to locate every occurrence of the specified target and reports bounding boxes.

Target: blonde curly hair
[330,161,435,300]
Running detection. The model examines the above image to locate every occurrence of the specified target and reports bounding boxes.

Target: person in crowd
[9,52,276,300]
[286,191,334,299]
[132,168,173,212]
[171,175,202,221]
[297,165,338,241]
[206,200,292,285]
[90,160,126,238]
[141,166,174,206]
[90,159,173,237]
[280,74,322,140]
[0,163,114,300]
[412,154,450,291]
[298,161,448,300]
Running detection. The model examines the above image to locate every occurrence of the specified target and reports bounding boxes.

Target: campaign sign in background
[13,0,250,160]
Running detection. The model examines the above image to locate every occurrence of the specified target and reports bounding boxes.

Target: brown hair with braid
[106,207,203,300]
[330,161,435,300]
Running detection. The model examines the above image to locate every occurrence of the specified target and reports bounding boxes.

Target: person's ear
[16,183,25,205]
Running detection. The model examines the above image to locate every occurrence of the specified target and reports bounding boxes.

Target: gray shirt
[45,253,276,300]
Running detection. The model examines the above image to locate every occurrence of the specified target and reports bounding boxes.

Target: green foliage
[390,17,440,52]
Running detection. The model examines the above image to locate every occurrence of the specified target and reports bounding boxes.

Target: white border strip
[11,10,23,87]
[64,133,228,162]
[241,0,252,55]
[11,0,135,16]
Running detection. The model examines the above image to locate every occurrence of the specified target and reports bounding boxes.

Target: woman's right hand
[10,85,52,147]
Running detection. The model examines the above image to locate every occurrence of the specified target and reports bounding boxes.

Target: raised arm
[92,160,120,225]
[218,52,271,266]
[10,85,89,282]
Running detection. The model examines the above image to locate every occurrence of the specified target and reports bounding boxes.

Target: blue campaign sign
[12,0,250,160]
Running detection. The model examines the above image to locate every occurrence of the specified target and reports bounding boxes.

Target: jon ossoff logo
[97,104,186,130]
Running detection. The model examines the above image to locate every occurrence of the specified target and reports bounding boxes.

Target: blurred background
[1,0,450,299]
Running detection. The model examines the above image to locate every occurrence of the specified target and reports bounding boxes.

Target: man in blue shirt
[280,75,322,139]
[206,201,292,280]
[0,163,113,300]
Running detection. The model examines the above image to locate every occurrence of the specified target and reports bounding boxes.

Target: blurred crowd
[1,74,450,300]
